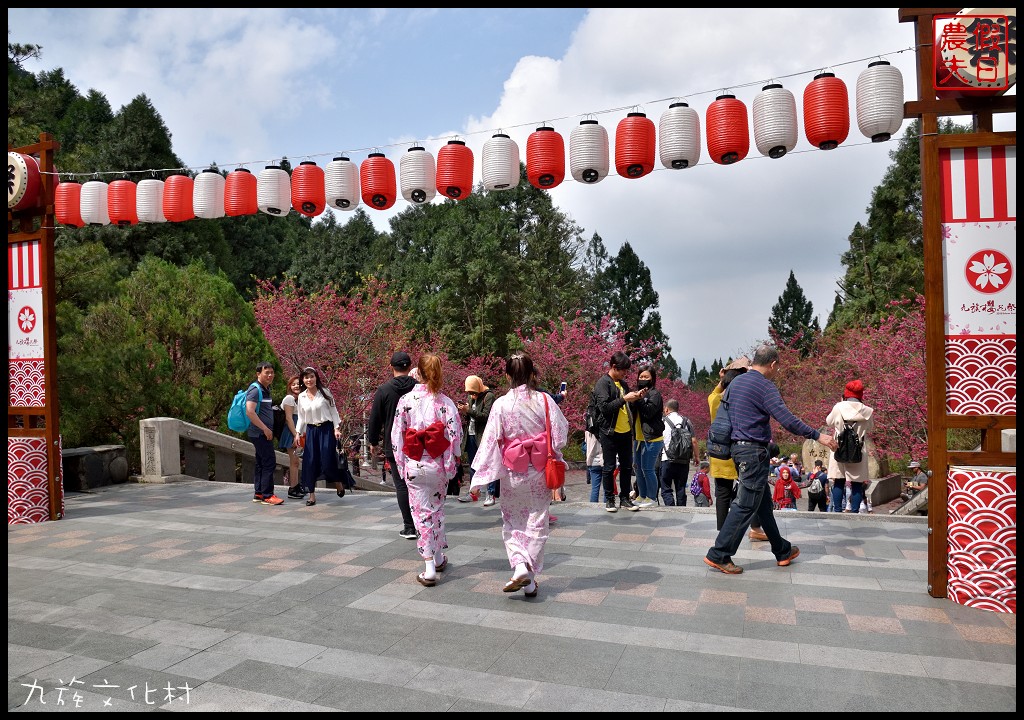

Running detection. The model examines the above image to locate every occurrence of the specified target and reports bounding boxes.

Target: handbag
[543,395,566,490]
[706,387,733,461]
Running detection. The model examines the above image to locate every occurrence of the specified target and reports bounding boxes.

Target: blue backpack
[228,382,262,433]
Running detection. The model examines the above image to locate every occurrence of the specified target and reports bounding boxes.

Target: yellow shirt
[708,385,738,480]
[614,381,631,433]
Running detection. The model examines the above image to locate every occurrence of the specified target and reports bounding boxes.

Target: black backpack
[706,387,733,460]
[665,416,693,464]
[833,422,863,463]
[271,403,286,440]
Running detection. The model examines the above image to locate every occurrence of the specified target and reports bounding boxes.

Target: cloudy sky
[8,9,1015,371]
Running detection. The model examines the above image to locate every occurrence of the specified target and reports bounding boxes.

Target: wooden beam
[904,96,1017,118]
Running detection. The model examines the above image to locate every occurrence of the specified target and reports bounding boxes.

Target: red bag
[543,395,565,490]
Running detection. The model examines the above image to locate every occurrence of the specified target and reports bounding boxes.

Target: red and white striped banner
[8,241,42,290]
[940,146,1016,223]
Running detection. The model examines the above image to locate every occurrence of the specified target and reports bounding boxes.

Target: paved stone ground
[8,477,1016,712]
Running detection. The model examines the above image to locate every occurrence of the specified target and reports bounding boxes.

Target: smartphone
[559,381,567,393]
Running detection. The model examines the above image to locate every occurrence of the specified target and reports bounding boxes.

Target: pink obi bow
[403,421,450,461]
[502,432,549,473]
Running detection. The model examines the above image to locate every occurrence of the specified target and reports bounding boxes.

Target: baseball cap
[390,351,412,369]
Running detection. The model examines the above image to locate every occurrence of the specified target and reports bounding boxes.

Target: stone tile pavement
[8,481,1016,712]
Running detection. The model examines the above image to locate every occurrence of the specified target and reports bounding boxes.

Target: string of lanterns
[10,59,905,228]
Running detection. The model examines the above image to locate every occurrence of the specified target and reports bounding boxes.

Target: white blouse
[295,390,342,435]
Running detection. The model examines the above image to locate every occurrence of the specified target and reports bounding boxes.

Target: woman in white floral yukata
[471,353,568,598]
[391,354,463,587]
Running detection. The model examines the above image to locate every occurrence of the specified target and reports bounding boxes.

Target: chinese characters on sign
[934,12,1016,94]
[20,677,192,708]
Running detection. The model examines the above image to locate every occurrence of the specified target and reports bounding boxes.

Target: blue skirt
[279,425,295,450]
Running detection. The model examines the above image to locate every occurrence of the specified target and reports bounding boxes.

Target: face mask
[637,379,651,389]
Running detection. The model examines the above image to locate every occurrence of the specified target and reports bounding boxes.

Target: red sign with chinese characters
[934,12,1015,96]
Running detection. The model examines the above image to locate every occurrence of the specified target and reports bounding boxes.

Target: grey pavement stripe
[378,595,1015,689]
[159,681,337,712]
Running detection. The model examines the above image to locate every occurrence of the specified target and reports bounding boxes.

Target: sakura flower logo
[18,306,36,333]
[965,249,1011,295]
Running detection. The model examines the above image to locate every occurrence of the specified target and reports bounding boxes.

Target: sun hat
[909,461,921,468]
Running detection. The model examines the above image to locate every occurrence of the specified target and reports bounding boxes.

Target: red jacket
[773,467,801,506]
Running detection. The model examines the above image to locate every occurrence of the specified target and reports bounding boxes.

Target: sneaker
[286,486,304,499]
[638,497,656,508]
[252,493,264,503]
[457,491,478,503]
[483,495,496,507]
[777,546,800,567]
[748,528,769,542]
[620,498,640,512]
[261,494,284,506]
[399,526,418,540]
[704,556,743,574]
[605,499,618,513]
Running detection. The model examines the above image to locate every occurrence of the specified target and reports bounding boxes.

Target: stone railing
[137,417,392,493]
[138,417,289,485]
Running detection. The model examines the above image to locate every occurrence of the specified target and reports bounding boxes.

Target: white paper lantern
[193,169,226,219]
[482,133,520,191]
[257,165,290,216]
[400,146,437,204]
[569,120,610,184]
[753,83,798,159]
[856,60,904,142]
[136,179,167,223]
[658,102,701,169]
[325,156,360,210]
[80,180,111,226]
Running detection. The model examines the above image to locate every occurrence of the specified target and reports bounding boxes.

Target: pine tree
[687,358,698,387]
[769,270,820,356]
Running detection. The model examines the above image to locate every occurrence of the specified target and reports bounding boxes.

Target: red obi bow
[403,421,451,461]
[502,432,549,473]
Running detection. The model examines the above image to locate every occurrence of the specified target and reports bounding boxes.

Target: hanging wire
[52,45,918,182]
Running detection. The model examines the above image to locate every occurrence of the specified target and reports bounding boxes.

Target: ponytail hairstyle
[417,354,444,395]
[301,367,335,406]
[506,352,536,390]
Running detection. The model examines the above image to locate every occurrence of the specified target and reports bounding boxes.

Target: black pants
[660,461,687,506]
[386,449,414,527]
[807,491,828,512]
[600,431,633,502]
[713,476,762,532]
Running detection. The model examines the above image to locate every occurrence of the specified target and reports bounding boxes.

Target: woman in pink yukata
[391,354,463,587]
[470,353,569,598]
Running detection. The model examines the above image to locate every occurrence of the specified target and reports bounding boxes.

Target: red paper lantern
[360,153,397,210]
[162,174,195,223]
[615,112,656,179]
[526,126,566,189]
[291,161,326,217]
[803,72,849,150]
[436,140,474,200]
[706,94,750,165]
[108,179,139,226]
[224,169,258,217]
[55,180,85,228]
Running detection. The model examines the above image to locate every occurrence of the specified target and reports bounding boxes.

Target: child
[691,461,713,507]
[772,465,801,510]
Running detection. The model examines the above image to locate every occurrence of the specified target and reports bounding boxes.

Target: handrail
[139,417,289,484]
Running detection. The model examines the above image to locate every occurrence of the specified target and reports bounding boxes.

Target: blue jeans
[830,478,845,511]
[633,440,663,500]
[848,481,865,513]
[587,465,603,502]
[706,442,792,564]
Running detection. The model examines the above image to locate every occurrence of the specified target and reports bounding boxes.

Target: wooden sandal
[503,575,532,593]
[416,572,436,587]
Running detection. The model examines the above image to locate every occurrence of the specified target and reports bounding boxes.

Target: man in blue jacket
[704,345,837,574]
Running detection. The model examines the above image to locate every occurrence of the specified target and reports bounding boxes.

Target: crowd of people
[241,341,901,590]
